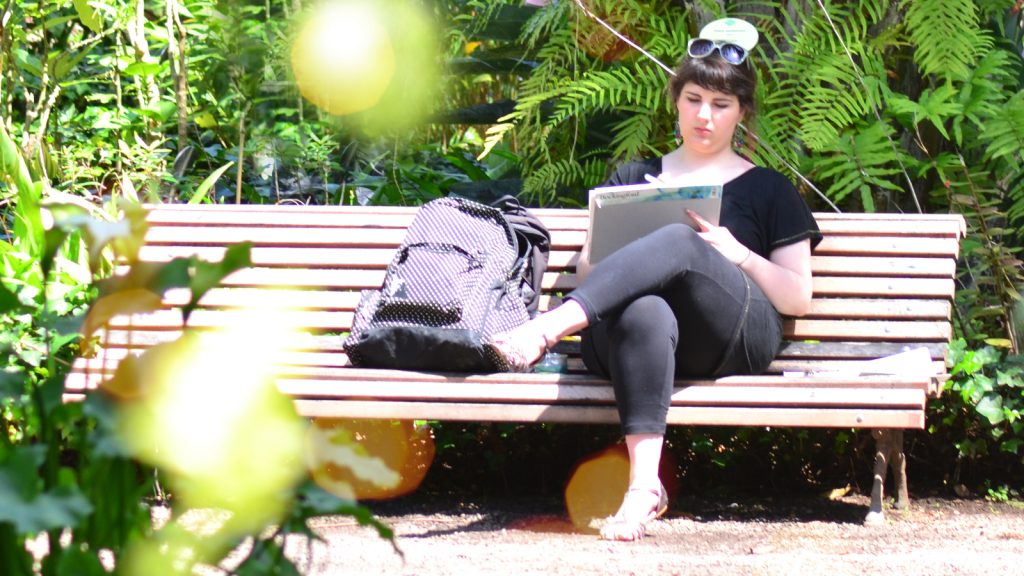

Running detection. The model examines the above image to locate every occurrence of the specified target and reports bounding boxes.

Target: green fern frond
[581,156,612,191]
[520,0,571,48]
[463,0,517,38]
[811,121,905,210]
[980,90,1024,164]
[953,49,1016,143]
[609,109,659,160]
[478,122,517,162]
[546,62,667,127]
[975,0,1017,24]
[887,83,964,141]
[763,2,889,152]
[782,51,876,150]
[903,0,990,81]
[522,158,589,204]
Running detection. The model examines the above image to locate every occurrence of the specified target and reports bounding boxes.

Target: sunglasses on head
[687,38,749,65]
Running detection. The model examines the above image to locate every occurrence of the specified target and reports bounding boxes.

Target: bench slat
[96,308,953,342]
[287,400,925,428]
[142,207,964,237]
[66,359,932,388]
[815,236,960,257]
[67,353,944,384]
[812,276,954,298]
[270,380,926,408]
[79,332,950,361]
[142,222,963,251]
[135,245,956,279]
[155,289,951,321]
[811,256,954,277]
[140,228,961,258]
[110,267,957,296]
[807,298,950,320]
[784,318,950,341]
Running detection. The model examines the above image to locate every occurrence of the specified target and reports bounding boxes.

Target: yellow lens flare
[564,444,631,533]
[117,308,307,531]
[306,418,435,501]
[290,1,396,116]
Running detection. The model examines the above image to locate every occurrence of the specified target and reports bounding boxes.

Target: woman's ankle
[536,300,589,346]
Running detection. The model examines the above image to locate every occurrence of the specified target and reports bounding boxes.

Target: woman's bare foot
[599,483,669,541]
[487,328,549,372]
[488,301,589,372]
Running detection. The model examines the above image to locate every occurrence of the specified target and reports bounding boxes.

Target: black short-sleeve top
[605,157,823,259]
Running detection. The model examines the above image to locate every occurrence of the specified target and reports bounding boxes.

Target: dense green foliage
[457,0,1024,492]
[2,0,1024,571]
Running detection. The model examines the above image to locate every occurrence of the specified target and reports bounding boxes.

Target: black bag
[490,195,551,316]
[343,195,550,372]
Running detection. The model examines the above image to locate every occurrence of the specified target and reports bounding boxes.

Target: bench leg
[865,428,909,525]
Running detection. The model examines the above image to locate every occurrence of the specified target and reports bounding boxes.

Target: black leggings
[567,224,783,435]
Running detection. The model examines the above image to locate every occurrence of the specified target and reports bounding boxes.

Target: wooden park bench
[65,203,964,524]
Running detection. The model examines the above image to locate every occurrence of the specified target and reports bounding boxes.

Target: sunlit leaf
[976,392,1005,425]
[182,243,252,323]
[0,124,42,258]
[193,111,218,128]
[123,61,166,77]
[189,161,235,204]
[72,0,103,33]
[81,288,164,347]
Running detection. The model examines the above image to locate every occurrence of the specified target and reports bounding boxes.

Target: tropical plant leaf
[189,161,235,204]
[182,242,253,324]
[810,121,904,209]
[887,84,963,141]
[903,0,990,82]
[0,446,93,533]
[980,90,1024,164]
[72,0,103,33]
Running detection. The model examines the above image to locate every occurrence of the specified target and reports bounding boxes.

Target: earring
[673,123,682,145]
[733,129,746,151]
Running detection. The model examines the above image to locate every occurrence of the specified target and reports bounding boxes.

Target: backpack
[343,195,550,372]
[490,194,551,315]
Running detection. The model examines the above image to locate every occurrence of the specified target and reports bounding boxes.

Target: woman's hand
[686,209,750,265]
[686,208,812,316]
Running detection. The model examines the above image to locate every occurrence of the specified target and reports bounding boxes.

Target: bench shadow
[364,491,870,539]
[368,494,576,538]
[678,495,869,525]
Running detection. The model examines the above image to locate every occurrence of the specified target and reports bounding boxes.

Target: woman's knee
[614,295,678,344]
[649,222,703,248]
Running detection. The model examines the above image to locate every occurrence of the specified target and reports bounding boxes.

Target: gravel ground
[281,493,1024,576]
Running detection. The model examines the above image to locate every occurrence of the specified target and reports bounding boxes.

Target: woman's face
[675,82,744,155]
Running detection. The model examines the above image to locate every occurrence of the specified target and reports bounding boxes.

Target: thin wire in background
[813,0,919,213]
[568,0,840,212]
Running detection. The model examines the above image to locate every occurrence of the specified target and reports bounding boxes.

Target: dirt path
[284,494,1024,575]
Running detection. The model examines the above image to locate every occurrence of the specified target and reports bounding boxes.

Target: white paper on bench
[782,347,938,377]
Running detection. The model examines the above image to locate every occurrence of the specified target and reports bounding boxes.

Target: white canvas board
[586,183,723,264]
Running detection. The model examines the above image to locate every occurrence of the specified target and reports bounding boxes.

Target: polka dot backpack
[344,195,550,372]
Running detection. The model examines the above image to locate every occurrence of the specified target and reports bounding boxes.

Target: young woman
[490,23,822,541]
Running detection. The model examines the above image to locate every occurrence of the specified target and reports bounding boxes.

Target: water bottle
[533,351,568,373]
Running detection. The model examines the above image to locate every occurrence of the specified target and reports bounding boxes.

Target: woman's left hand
[686,209,750,265]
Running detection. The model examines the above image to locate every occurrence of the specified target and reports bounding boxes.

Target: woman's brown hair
[668,53,757,115]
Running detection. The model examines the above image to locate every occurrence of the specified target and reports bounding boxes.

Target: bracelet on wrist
[738,247,752,267]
